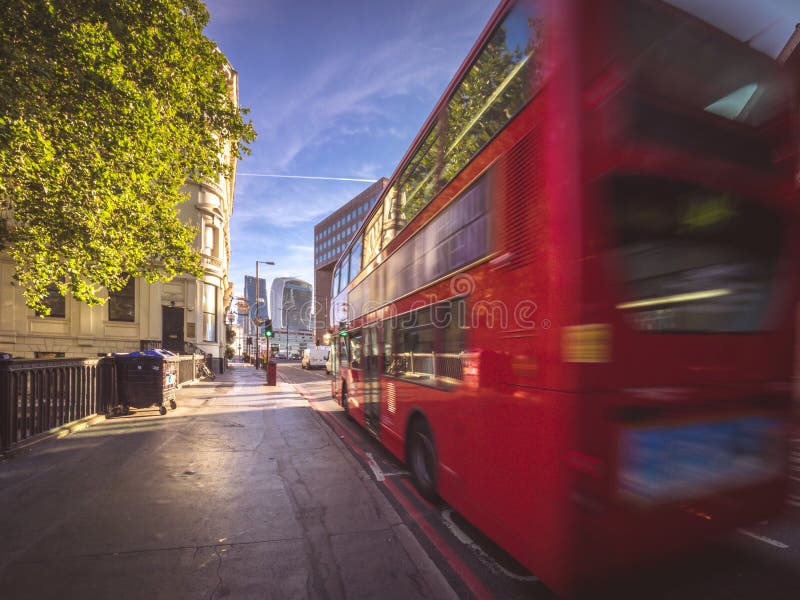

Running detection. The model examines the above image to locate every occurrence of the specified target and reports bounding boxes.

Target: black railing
[140,339,162,351]
[176,354,207,384]
[0,357,117,451]
[0,353,211,452]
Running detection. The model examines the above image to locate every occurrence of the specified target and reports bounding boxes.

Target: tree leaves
[0,0,256,315]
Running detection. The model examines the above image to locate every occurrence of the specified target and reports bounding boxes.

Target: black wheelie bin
[115,349,179,415]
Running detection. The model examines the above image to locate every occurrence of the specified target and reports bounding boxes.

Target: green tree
[0,0,256,314]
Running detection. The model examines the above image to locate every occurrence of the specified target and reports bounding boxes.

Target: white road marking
[737,528,789,549]
[383,470,410,478]
[366,452,385,482]
[788,499,800,508]
[789,476,800,482]
[441,508,538,582]
[363,453,407,478]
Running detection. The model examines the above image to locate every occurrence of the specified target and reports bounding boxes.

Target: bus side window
[382,319,395,376]
[349,333,363,369]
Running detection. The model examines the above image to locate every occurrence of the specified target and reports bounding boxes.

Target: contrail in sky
[237,172,377,183]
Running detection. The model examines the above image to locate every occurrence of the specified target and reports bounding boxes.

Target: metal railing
[140,339,162,351]
[0,357,117,451]
[176,355,199,385]
[1,353,210,452]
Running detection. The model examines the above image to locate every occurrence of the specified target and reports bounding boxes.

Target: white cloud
[247,14,479,173]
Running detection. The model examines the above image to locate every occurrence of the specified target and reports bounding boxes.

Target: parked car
[289,352,301,360]
[275,353,287,360]
[301,346,329,370]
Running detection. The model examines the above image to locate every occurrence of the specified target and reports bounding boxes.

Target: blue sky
[202,0,800,305]
[203,0,498,301]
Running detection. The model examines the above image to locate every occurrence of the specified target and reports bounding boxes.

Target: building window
[108,277,135,322]
[38,283,65,318]
[203,222,219,256]
[203,283,217,342]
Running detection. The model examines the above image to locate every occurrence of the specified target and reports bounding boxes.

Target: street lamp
[255,260,275,366]
[284,305,290,357]
[230,296,251,360]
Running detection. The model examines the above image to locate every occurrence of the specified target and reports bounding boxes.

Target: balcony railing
[201,254,223,269]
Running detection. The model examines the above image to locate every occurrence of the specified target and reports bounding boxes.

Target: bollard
[266,360,277,386]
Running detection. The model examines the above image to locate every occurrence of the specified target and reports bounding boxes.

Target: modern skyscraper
[270,278,312,330]
[269,277,313,354]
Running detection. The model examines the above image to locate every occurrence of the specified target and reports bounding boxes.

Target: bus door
[363,324,381,437]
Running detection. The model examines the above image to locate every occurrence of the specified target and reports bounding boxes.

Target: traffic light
[264,319,274,338]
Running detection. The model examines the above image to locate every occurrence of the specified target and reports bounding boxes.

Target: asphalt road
[278,361,800,600]
[0,363,457,600]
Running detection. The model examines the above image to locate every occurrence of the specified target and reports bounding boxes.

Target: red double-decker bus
[328,0,799,594]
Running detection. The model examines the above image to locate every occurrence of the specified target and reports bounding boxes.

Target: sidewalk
[0,363,455,600]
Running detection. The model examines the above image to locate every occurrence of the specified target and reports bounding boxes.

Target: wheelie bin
[115,349,179,415]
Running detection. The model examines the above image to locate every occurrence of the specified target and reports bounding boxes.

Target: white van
[301,346,329,370]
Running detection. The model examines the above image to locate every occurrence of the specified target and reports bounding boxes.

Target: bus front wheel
[408,418,439,503]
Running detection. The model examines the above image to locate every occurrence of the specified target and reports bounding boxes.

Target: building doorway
[162,306,184,353]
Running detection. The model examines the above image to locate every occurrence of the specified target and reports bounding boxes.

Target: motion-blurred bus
[329,0,799,594]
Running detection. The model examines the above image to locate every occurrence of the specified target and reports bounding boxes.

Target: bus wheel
[408,418,438,503]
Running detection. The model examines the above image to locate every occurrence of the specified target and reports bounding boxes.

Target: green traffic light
[340,330,348,337]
